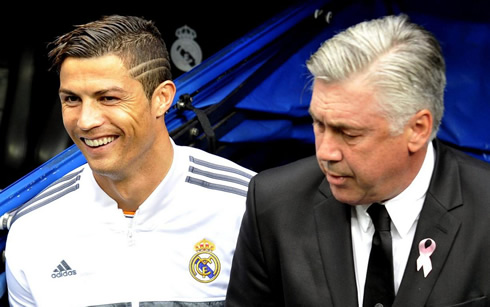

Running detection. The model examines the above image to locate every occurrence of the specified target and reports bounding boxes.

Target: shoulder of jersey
[183,147,256,198]
[4,165,86,229]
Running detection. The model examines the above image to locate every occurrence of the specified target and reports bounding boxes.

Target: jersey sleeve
[5,224,36,307]
[6,259,36,307]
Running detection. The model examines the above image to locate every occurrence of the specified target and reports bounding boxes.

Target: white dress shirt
[351,143,435,306]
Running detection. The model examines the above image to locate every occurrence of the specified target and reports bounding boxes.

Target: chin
[331,191,352,205]
[87,162,119,179]
[330,189,365,206]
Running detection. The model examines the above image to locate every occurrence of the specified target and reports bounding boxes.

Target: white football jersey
[5,140,256,307]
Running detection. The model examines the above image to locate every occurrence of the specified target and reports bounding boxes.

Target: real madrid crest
[189,238,221,283]
[170,25,203,72]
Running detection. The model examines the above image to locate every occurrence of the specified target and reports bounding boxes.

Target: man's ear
[407,109,433,153]
[152,80,176,118]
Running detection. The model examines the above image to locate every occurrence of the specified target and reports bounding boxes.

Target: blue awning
[1,0,489,232]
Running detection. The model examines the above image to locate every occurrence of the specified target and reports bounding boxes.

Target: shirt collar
[355,142,435,237]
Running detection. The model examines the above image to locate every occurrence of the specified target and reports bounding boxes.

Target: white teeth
[84,137,115,147]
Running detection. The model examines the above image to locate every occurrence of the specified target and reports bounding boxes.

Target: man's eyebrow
[58,86,127,96]
[308,109,363,131]
[58,88,76,96]
[93,87,127,96]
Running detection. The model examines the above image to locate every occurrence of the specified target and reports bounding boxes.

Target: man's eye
[62,96,80,105]
[342,131,361,142]
[312,120,324,128]
[343,132,358,138]
[100,96,119,104]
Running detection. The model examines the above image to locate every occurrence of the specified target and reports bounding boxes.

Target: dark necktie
[363,203,395,307]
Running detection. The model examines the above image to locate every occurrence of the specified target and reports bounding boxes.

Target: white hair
[307,14,445,140]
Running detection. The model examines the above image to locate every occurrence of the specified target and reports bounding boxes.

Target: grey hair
[306,14,445,140]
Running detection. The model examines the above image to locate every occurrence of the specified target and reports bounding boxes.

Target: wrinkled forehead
[310,78,383,118]
[58,55,142,94]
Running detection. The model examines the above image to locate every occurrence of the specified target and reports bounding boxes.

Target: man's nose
[77,100,104,130]
[316,130,342,162]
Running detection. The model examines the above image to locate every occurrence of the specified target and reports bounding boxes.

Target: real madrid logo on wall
[189,238,221,283]
[170,25,203,72]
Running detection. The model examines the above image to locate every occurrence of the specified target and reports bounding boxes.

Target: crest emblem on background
[170,25,203,72]
[189,238,221,283]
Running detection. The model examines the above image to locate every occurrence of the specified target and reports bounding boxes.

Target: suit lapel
[314,178,359,307]
[395,140,463,306]
[394,194,461,306]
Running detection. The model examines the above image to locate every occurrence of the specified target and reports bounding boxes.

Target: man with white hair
[227,14,490,307]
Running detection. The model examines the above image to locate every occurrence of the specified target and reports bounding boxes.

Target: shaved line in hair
[128,58,169,79]
[133,67,169,82]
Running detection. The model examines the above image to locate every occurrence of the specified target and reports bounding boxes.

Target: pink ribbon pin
[417,238,436,278]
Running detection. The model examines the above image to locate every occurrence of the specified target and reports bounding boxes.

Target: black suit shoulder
[247,155,326,220]
[429,140,490,222]
[253,155,324,194]
[435,140,490,192]
[439,140,490,171]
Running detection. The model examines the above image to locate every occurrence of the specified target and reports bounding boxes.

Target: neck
[385,142,430,203]
[94,135,174,212]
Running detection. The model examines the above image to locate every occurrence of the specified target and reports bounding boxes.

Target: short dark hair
[48,15,172,99]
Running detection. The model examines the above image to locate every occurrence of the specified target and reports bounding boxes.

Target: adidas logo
[51,260,77,278]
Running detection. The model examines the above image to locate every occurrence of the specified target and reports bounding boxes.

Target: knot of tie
[368,203,391,232]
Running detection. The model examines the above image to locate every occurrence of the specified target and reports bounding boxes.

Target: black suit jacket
[226,140,490,307]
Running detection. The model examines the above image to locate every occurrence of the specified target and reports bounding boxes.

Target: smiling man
[5,15,255,306]
[226,14,490,307]
[58,54,176,211]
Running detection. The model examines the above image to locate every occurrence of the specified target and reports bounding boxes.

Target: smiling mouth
[82,136,115,148]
